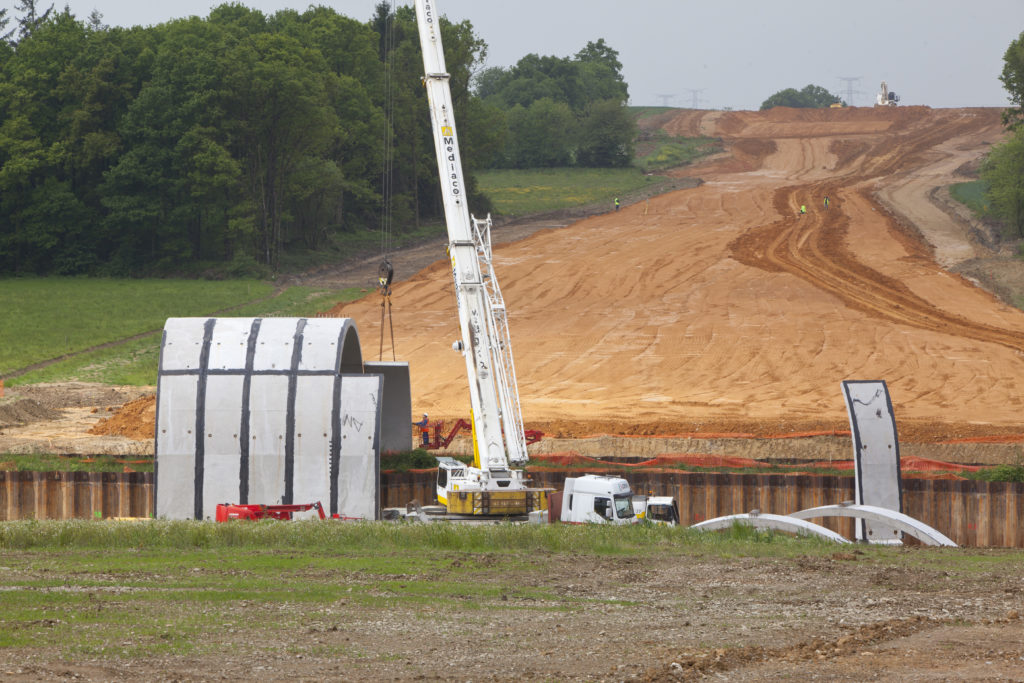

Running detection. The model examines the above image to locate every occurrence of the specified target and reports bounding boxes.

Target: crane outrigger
[413,0,548,516]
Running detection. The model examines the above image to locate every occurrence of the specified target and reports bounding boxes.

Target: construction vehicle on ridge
[876,81,900,107]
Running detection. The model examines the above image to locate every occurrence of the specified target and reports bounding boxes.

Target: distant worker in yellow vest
[824,195,830,210]
[799,204,807,217]
[614,197,620,211]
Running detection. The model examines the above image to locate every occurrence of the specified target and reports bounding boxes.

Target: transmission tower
[655,93,676,107]
[683,88,706,109]
[837,77,862,107]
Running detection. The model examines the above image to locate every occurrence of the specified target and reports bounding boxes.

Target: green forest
[0,2,633,276]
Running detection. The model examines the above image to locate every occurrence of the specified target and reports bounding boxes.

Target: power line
[837,77,862,107]
[683,88,706,109]
[655,93,675,107]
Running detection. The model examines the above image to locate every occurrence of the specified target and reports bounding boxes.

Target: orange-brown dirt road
[329,106,1024,443]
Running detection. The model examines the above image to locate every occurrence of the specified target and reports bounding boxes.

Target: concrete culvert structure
[155,317,401,521]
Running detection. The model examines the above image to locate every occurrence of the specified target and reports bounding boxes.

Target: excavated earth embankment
[324,105,1024,459]
[4,106,1023,464]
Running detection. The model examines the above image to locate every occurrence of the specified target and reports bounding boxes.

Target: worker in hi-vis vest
[413,413,430,447]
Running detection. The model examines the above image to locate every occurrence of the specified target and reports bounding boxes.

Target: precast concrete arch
[155,317,382,520]
[689,513,851,544]
[790,504,957,547]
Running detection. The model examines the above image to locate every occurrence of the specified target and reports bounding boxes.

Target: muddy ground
[1,548,1022,681]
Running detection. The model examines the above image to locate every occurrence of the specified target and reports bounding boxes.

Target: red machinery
[215,501,326,522]
[425,419,543,450]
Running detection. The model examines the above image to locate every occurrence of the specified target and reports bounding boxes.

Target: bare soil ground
[1,549,1023,681]
[323,106,1024,460]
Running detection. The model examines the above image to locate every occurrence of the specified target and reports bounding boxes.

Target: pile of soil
[0,399,61,429]
[87,395,156,441]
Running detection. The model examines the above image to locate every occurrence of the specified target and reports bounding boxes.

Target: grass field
[0,280,364,386]
[949,179,989,215]
[635,132,722,173]
[475,167,663,216]
[0,521,1020,680]
[0,519,1016,667]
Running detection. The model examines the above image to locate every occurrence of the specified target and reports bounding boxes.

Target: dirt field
[326,106,1024,447]
[1,544,1023,681]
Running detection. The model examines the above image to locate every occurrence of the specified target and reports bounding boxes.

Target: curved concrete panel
[790,504,957,547]
[841,380,903,543]
[156,317,378,521]
[689,513,851,544]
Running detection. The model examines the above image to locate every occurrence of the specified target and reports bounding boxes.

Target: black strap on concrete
[193,318,216,519]
[283,319,307,504]
[238,318,262,504]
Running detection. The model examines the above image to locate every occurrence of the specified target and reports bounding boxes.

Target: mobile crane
[413,0,548,516]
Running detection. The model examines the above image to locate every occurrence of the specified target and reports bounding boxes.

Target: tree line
[760,84,841,110]
[0,3,633,276]
[983,31,1024,241]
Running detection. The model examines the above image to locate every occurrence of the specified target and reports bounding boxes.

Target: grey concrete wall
[364,361,412,454]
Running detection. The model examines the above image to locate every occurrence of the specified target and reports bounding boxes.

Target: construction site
[4,99,1024,681]
[7,104,1021,461]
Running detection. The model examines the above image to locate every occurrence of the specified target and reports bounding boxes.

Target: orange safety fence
[574,430,852,440]
[939,434,1024,444]
[527,452,988,480]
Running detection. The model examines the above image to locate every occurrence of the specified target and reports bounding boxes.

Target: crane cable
[377,0,397,362]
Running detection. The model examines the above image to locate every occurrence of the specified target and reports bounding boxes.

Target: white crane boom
[413,0,528,474]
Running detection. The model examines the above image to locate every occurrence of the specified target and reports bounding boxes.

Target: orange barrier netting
[575,430,852,440]
[939,434,1024,444]
[527,452,985,479]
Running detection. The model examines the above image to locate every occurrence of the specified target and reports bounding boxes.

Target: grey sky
[48,0,1024,110]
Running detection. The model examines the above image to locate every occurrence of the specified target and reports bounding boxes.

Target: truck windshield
[648,504,677,524]
[613,495,634,519]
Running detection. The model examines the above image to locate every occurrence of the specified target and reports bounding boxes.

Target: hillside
[328,106,1024,442]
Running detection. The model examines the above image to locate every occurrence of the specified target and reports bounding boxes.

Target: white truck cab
[633,495,680,526]
[560,475,637,524]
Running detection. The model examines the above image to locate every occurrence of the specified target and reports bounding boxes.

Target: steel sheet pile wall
[156,317,381,520]
[0,471,153,520]
[6,471,1023,548]
[523,471,1024,548]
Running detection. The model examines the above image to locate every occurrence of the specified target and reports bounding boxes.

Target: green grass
[964,462,1024,483]
[628,105,678,121]
[0,454,152,473]
[475,167,662,216]
[0,278,268,375]
[0,520,1010,663]
[635,132,722,173]
[0,518,845,554]
[2,281,364,386]
[949,179,990,215]
[380,449,468,472]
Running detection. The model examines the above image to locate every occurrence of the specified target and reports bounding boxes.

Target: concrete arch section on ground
[689,512,851,544]
[155,317,386,521]
[790,504,957,547]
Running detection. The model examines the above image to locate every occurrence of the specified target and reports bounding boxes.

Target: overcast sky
[48,0,1024,110]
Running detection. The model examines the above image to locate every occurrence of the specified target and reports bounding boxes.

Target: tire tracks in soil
[727,109,1024,359]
